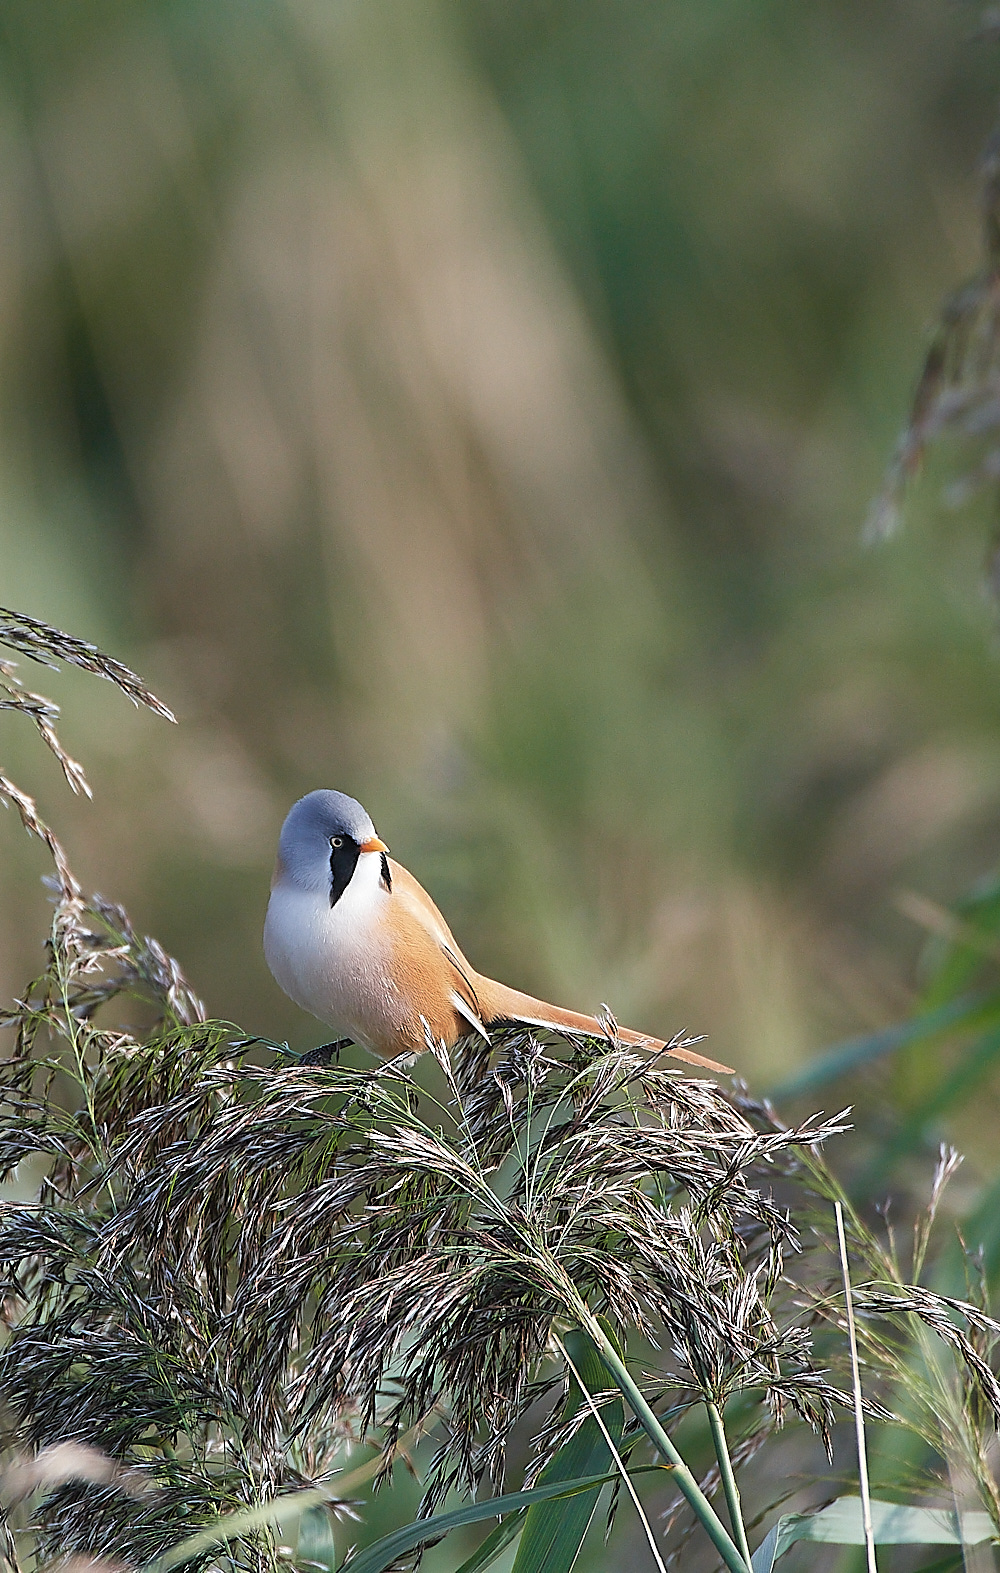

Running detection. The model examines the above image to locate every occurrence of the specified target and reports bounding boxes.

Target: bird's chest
[263,861,398,1044]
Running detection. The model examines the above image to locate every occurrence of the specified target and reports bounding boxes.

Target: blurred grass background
[2,0,1000,1190]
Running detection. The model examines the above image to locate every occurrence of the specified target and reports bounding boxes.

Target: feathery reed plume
[6,609,1000,1571]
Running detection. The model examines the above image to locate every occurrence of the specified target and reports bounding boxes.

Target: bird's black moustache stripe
[329,838,361,907]
[380,852,392,892]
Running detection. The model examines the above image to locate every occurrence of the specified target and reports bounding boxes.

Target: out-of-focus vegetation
[2,0,997,1098]
[8,0,1000,1567]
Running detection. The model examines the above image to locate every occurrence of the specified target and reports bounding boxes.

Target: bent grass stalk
[575,1305,753,1573]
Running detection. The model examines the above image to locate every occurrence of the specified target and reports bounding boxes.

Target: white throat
[263,850,390,1043]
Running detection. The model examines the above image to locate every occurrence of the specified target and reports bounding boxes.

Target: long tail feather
[475,978,732,1075]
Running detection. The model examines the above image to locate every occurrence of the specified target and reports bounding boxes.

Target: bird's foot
[298,1038,350,1068]
[229,1034,291,1056]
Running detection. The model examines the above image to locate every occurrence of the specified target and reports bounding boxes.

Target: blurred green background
[2,0,999,1183]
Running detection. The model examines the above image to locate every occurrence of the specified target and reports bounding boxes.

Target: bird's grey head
[275,790,389,904]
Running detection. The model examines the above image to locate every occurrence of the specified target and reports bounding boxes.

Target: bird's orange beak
[359,836,388,854]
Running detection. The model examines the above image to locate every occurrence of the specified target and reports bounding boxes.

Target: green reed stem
[579,1313,752,1573]
[707,1400,753,1570]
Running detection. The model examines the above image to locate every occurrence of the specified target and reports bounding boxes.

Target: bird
[264,789,731,1074]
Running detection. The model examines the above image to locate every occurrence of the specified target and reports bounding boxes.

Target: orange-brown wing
[385,860,731,1074]
[385,859,491,1047]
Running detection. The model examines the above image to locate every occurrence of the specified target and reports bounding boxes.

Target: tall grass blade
[332,1471,658,1573]
[836,1200,877,1573]
[452,1512,527,1573]
[552,1332,666,1573]
[511,1327,626,1573]
[767,995,990,1101]
[750,1498,996,1573]
[857,1026,1000,1192]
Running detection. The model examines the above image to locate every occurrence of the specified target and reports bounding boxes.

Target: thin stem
[522,1072,536,1214]
[836,1200,877,1573]
[578,1311,752,1573]
[54,928,103,1163]
[554,1333,668,1573]
[706,1400,753,1570]
[527,1088,574,1204]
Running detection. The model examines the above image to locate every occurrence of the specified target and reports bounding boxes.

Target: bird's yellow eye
[330,835,343,848]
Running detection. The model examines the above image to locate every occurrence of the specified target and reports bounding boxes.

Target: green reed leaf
[751,1498,996,1573]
